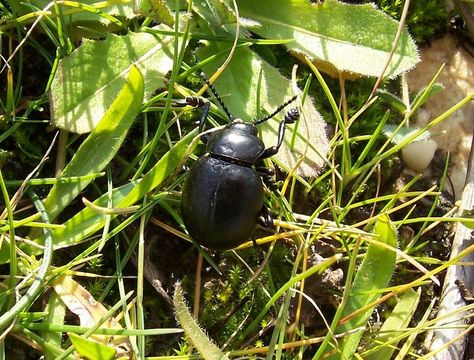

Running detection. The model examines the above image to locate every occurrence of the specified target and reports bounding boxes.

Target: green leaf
[27,129,197,253]
[44,64,144,221]
[25,0,135,24]
[325,215,398,359]
[198,45,329,177]
[460,209,474,230]
[50,28,175,133]
[193,0,254,36]
[68,332,116,360]
[135,0,174,27]
[234,0,420,78]
[42,292,66,360]
[382,124,431,144]
[364,288,420,360]
[411,83,444,109]
[174,283,229,360]
[376,89,407,113]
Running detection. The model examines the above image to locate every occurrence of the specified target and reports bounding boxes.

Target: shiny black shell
[181,121,266,249]
[181,156,264,249]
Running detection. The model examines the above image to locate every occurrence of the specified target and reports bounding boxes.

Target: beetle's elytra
[181,76,299,250]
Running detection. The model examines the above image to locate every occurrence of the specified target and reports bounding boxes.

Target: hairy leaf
[44,65,144,220]
[174,283,229,360]
[198,45,329,177]
[235,0,419,78]
[50,28,174,133]
[136,0,174,26]
[382,125,431,144]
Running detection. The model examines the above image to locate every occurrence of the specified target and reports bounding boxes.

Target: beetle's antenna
[199,72,235,121]
[254,95,298,125]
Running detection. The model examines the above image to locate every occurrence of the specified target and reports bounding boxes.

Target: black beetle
[181,78,299,250]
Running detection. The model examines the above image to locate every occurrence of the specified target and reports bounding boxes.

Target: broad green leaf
[378,83,444,114]
[193,0,234,28]
[411,83,445,108]
[198,45,329,177]
[42,182,136,251]
[68,333,116,360]
[50,28,175,133]
[364,288,420,360]
[135,0,174,27]
[325,215,397,359]
[174,283,229,360]
[192,0,254,36]
[44,65,144,221]
[234,0,420,79]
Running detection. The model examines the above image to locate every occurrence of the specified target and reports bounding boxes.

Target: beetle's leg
[252,207,273,248]
[257,205,274,228]
[256,167,274,176]
[198,101,211,133]
[258,108,299,160]
[256,166,277,190]
[184,96,211,132]
[251,236,258,247]
[185,96,211,143]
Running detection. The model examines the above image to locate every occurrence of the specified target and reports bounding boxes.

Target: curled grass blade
[0,189,53,331]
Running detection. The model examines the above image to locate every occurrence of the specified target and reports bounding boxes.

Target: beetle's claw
[185,96,208,108]
[258,207,274,228]
[284,108,299,124]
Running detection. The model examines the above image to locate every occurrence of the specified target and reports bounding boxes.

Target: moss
[374,0,449,44]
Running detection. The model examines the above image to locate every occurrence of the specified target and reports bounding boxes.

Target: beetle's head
[227,119,259,136]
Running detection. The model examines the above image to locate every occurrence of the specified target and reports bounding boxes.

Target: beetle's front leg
[181,96,211,143]
[185,96,211,132]
[258,108,299,160]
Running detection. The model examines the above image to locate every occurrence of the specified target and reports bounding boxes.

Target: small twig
[193,253,203,319]
[369,0,412,99]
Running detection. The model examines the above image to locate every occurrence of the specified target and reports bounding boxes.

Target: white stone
[402,139,438,172]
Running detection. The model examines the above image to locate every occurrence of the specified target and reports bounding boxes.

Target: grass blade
[43,64,144,221]
[364,288,420,360]
[324,215,397,359]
